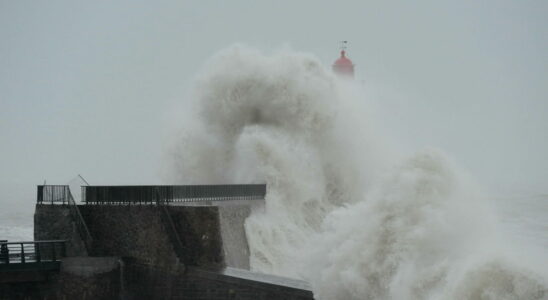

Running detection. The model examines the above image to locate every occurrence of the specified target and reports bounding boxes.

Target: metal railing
[156,195,190,266]
[36,185,93,254]
[37,185,71,204]
[67,189,93,253]
[82,184,266,205]
[0,240,66,264]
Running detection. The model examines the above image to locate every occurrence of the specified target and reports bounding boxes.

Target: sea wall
[124,262,313,300]
[34,205,87,257]
[1,256,314,300]
[26,203,314,299]
[0,256,120,300]
[34,203,253,269]
[79,205,183,268]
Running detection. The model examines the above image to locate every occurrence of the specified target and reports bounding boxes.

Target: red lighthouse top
[332,45,355,78]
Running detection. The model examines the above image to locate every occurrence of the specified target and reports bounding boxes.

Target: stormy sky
[1,1,547,212]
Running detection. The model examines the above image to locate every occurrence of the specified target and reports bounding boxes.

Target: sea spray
[306,150,546,299]
[167,45,547,299]
[168,45,381,276]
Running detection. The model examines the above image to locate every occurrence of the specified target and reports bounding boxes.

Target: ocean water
[0,210,33,242]
[168,46,548,299]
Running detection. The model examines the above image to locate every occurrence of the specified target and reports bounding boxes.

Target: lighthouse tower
[332,41,355,78]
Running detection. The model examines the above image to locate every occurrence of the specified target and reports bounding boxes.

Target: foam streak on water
[169,46,548,299]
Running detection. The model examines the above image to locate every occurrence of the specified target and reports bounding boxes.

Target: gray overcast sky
[1,1,547,210]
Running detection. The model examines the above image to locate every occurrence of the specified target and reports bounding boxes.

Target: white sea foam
[168,45,548,299]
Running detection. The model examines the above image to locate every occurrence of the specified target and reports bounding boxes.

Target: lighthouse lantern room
[332,41,355,78]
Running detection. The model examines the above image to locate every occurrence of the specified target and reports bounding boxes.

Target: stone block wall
[29,202,315,300]
[78,205,182,268]
[34,205,87,257]
[164,205,224,268]
[35,203,253,269]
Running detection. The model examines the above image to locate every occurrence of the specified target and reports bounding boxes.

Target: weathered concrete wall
[78,205,182,268]
[0,257,120,300]
[78,205,229,269]
[29,203,314,300]
[219,205,252,269]
[34,205,87,257]
[165,206,224,268]
[1,259,313,300]
[124,262,314,300]
[35,203,254,269]
[185,267,313,300]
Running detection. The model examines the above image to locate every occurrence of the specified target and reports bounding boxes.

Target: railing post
[61,241,66,257]
[0,241,8,264]
[20,243,25,263]
[51,243,57,262]
[35,242,41,262]
[37,186,42,204]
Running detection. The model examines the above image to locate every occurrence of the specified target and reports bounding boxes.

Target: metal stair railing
[36,185,93,254]
[67,189,93,254]
[155,189,190,266]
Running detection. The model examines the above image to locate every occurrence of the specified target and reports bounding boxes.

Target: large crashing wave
[168,46,547,299]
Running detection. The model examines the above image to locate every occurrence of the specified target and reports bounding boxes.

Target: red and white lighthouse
[332,41,355,78]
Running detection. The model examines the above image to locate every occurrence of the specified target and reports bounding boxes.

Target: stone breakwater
[0,202,314,300]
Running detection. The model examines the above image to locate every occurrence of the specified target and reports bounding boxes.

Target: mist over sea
[495,193,548,250]
[0,183,34,241]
